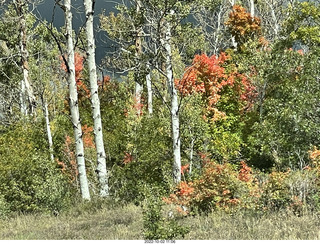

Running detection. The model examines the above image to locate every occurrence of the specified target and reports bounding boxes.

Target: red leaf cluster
[82,124,95,149]
[61,52,91,99]
[123,151,134,165]
[238,161,253,182]
[57,135,78,183]
[175,53,231,98]
[176,53,256,119]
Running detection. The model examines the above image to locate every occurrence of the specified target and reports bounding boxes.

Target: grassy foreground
[1,201,320,240]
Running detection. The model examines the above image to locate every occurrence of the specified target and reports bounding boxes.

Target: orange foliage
[61,52,91,99]
[177,181,194,196]
[176,53,256,120]
[82,125,95,149]
[238,161,253,182]
[309,146,320,162]
[309,146,320,171]
[164,160,246,213]
[225,5,261,45]
[123,151,134,165]
[98,75,111,92]
[175,53,230,97]
[57,135,78,183]
[181,164,190,175]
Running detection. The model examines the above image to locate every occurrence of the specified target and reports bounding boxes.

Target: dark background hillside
[37,0,119,64]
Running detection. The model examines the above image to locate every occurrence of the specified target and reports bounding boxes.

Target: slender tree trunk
[229,0,237,48]
[268,3,279,36]
[189,137,195,175]
[146,64,153,115]
[65,0,90,200]
[161,11,181,184]
[135,82,143,115]
[84,0,109,197]
[20,79,27,115]
[249,0,255,17]
[17,2,36,114]
[135,0,143,116]
[43,100,54,161]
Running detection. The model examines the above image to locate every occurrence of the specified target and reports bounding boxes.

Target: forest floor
[0,201,320,240]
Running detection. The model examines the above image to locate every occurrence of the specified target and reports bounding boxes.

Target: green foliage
[108,106,173,203]
[0,122,72,214]
[143,192,189,240]
[97,77,172,203]
[247,47,320,169]
[284,1,320,46]
[1,0,320,227]
[258,168,320,214]
[0,194,10,219]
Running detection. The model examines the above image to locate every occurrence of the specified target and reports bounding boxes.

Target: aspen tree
[61,0,91,200]
[84,0,109,197]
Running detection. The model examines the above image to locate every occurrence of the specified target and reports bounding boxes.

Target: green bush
[100,80,173,203]
[0,122,72,214]
[246,48,320,170]
[0,194,10,219]
[143,192,189,240]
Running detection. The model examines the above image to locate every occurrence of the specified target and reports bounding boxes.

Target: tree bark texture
[161,11,181,184]
[65,0,91,200]
[43,100,54,161]
[135,0,143,116]
[84,0,109,197]
[16,1,36,114]
[146,64,153,115]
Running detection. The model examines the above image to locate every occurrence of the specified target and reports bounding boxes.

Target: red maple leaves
[176,53,256,120]
[61,52,91,99]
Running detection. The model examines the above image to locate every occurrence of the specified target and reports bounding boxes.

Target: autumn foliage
[57,125,95,183]
[175,53,256,120]
[225,5,261,45]
[57,135,78,183]
[61,52,91,100]
[164,160,255,214]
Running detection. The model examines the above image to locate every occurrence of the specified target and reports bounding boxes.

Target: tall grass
[183,210,320,240]
[0,200,143,240]
[0,200,319,240]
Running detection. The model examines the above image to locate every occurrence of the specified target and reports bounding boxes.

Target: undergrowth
[0,199,319,240]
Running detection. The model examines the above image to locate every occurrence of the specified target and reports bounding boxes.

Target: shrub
[0,122,72,214]
[143,192,189,240]
[164,160,260,214]
[259,171,291,211]
[0,194,10,219]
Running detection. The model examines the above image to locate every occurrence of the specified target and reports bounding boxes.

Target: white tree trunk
[268,2,279,36]
[189,137,195,175]
[161,11,181,184]
[84,0,109,197]
[17,3,36,114]
[135,0,143,116]
[44,100,54,161]
[146,64,153,115]
[249,0,255,17]
[135,82,143,115]
[229,0,237,48]
[65,0,90,200]
[20,79,27,115]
